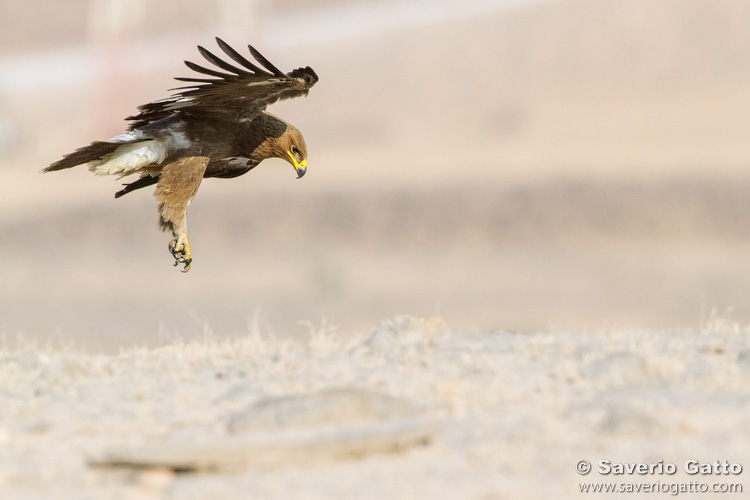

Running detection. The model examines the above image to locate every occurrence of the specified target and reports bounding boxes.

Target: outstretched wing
[127,38,319,129]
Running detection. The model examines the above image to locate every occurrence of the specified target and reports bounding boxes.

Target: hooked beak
[296,161,307,178]
[288,151,307,179]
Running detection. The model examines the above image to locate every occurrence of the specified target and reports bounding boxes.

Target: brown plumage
[43,38,318,271]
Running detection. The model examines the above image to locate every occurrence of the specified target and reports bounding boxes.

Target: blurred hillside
[1,0,750,350]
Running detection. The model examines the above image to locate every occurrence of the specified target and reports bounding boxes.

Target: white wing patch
[87,127,192,177]
[109,130,144,143]
[89,136,167,177]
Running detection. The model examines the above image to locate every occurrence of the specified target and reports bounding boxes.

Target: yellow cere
[287,151,306,170]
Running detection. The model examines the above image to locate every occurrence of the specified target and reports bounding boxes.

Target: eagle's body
[92,112,292,196]
[44,38,318,271]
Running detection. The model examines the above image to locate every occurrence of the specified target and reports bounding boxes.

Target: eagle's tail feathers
[43,137,151,173]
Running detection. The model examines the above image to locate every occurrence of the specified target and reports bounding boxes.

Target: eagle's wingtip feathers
[124,38,318,130]
[247,44,285,77]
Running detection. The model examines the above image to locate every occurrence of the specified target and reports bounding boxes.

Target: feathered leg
[154,156,209,272]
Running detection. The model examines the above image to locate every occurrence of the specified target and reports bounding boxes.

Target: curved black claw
[169,234,193,273]
[170,253,192,273]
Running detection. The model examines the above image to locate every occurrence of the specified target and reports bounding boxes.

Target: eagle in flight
[44,38,319,272]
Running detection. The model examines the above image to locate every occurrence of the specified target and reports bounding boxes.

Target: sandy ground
[2,315,749,499]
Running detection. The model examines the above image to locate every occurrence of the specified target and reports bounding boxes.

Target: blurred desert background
[2,0,750,349]
[3,1,750,499]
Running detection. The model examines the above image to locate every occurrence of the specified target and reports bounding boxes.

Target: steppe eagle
[44,38,319,272]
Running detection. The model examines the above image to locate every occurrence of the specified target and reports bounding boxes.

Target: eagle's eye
[291,145,300,155]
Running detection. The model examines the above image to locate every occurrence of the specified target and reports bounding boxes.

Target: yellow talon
[169,233,193,272]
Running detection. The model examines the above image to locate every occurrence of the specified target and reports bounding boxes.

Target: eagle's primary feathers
[44,38,319,272]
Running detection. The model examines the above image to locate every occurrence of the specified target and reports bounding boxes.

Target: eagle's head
[279,123,307,179]
[252,118,308,178]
